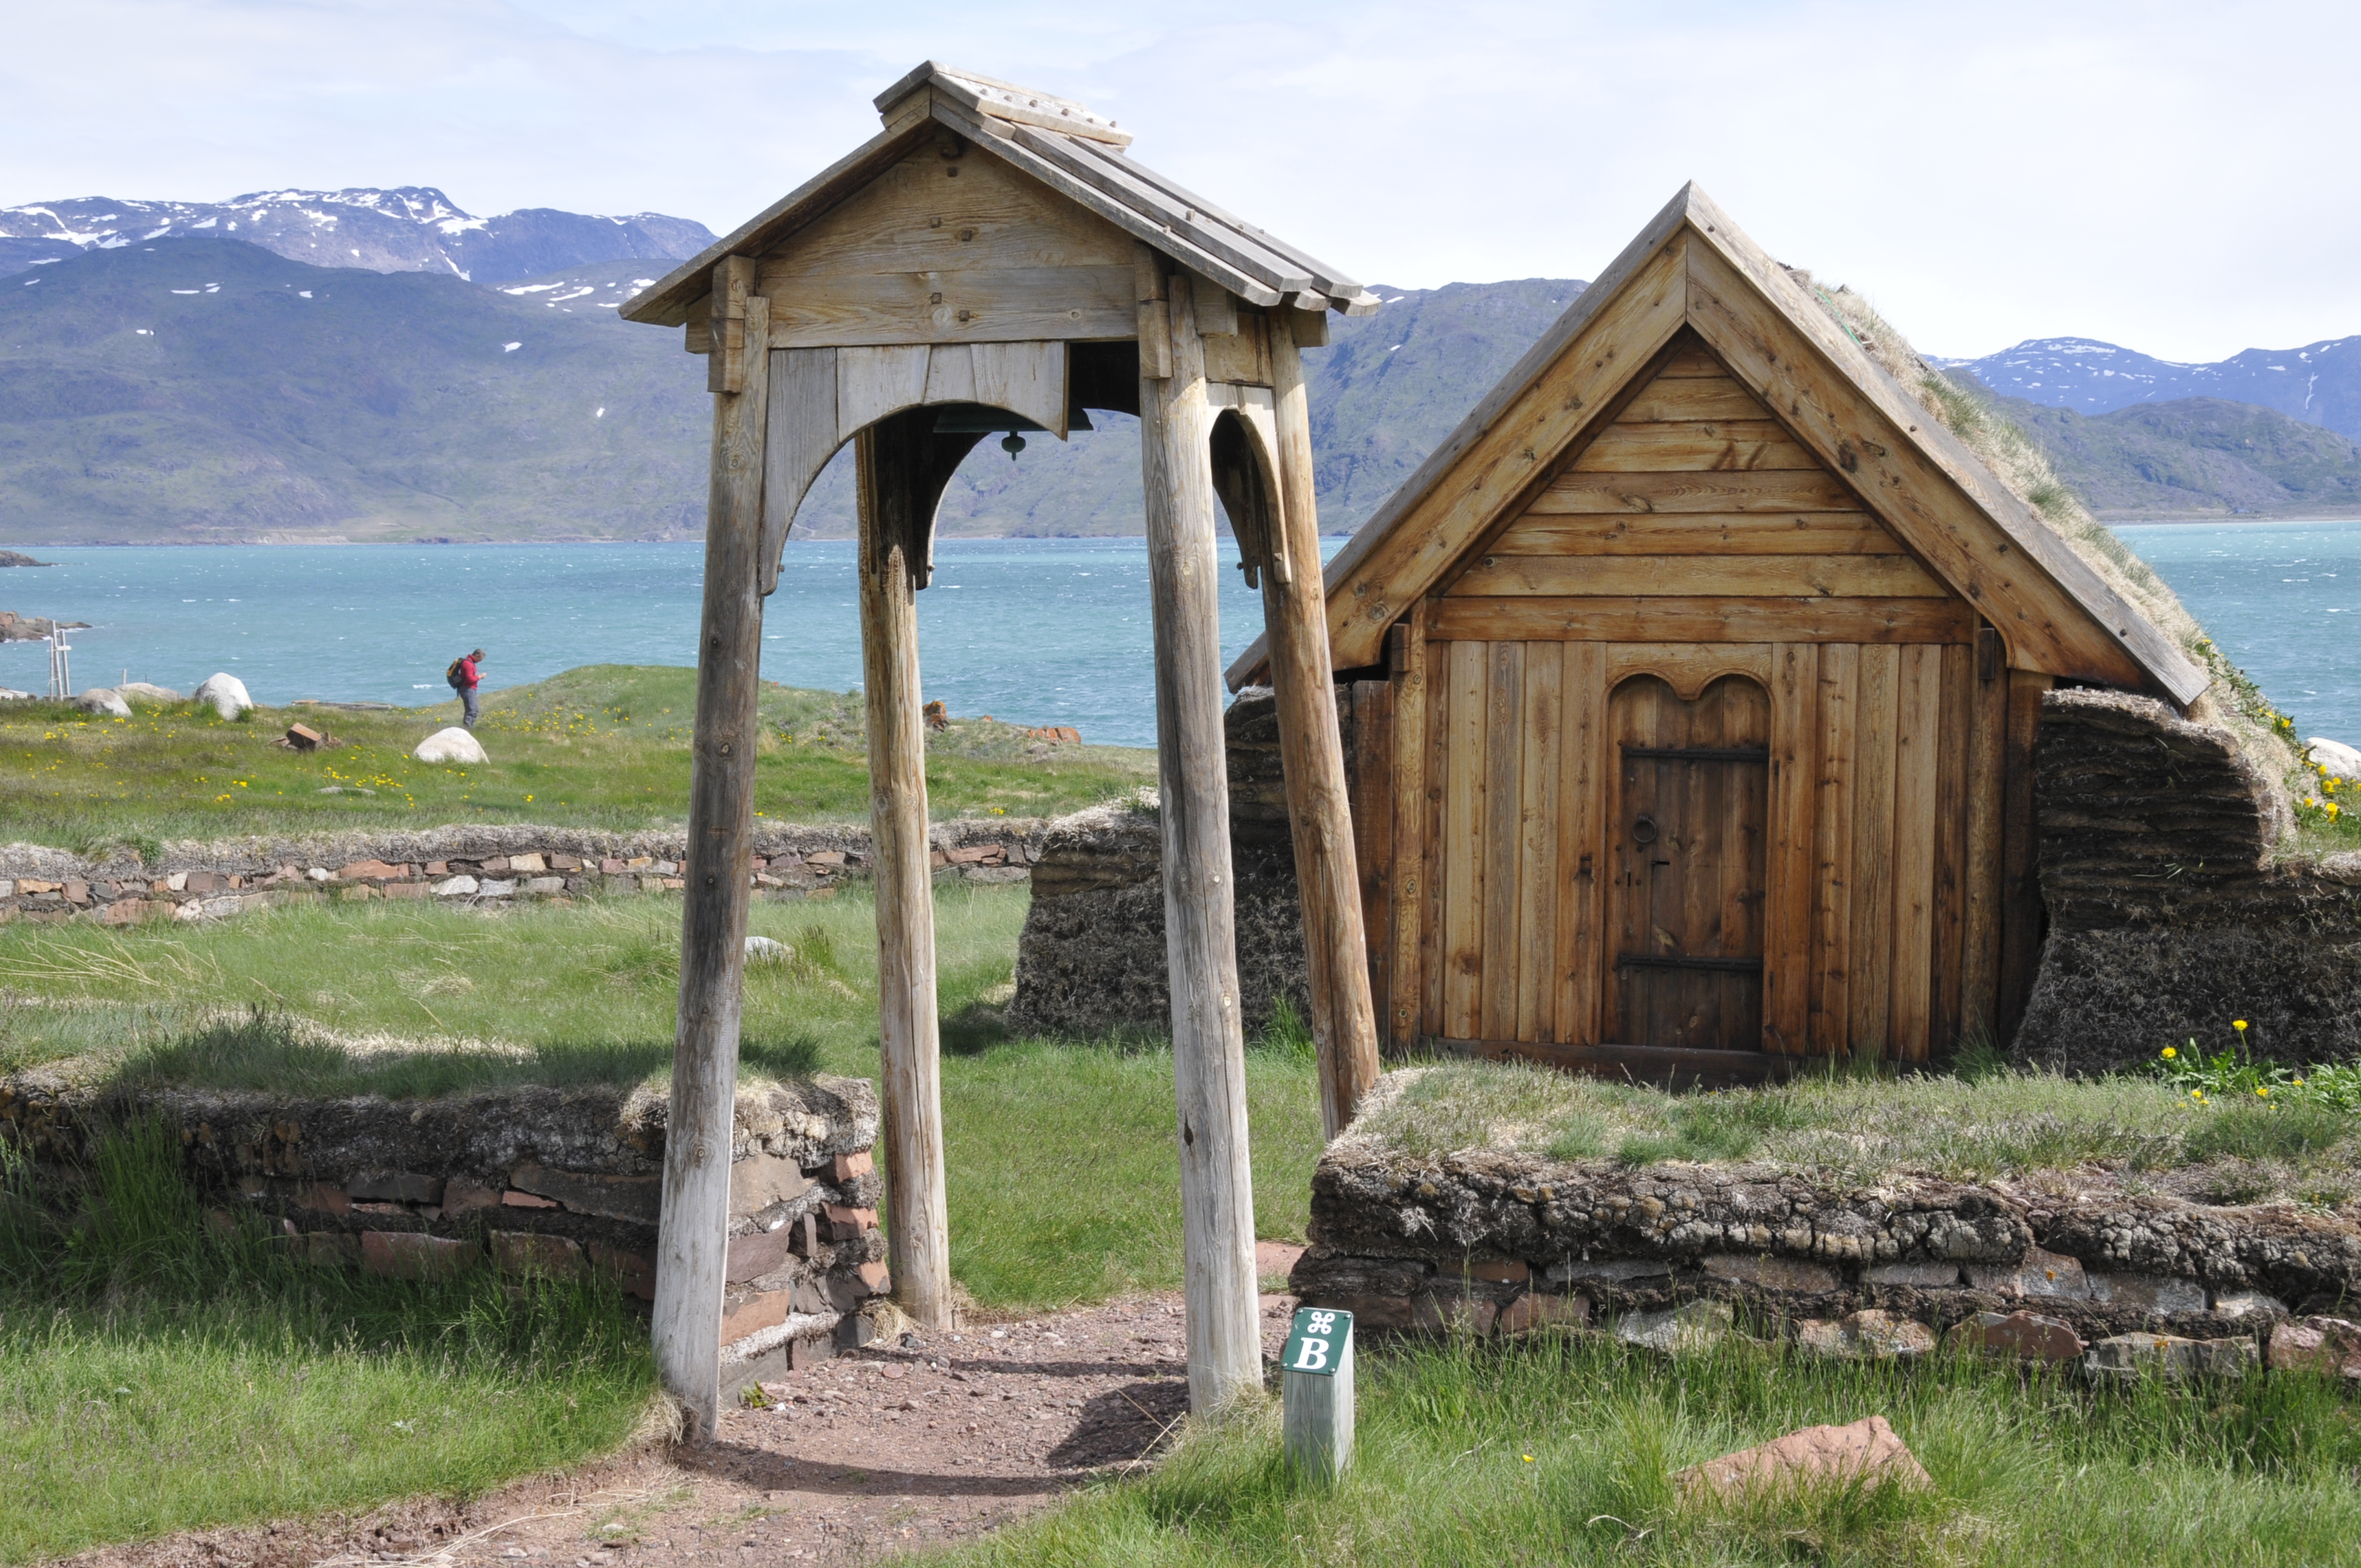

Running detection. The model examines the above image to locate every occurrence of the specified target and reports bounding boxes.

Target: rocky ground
[52,1263,1307,1568]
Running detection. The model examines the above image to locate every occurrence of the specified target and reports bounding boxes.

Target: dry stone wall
[1008,689,1314,1037]
[0,1072,896,1385]
[1293,1099,2361,1376]
[2014,689,2361,1072]
[0,819,1042,927]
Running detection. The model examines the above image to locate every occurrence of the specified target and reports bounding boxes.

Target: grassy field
[0,885,1326,1304]
[941,1329,2361,1568]
[0,664,1155,852]
[8,888,2361,1566]
[0,1121,655,1563]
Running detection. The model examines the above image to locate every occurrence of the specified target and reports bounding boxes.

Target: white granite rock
[413,727,488,764]
[193,672,253,719]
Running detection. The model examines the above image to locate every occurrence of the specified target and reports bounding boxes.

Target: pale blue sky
[1,0,2349,361]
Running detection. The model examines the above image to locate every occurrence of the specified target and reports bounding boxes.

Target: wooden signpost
[1281,1306,1355,1481]
[621,62,1384,1438]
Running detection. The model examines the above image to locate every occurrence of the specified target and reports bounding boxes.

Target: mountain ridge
[0,187,714,286]
[1940,335,2361,442]
[1,237,2354,544]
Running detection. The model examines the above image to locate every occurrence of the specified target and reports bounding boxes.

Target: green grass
[0,1120,654,1564]
[0,663,1154,852]
[0,885,1322,1310]
[935,1327,2361,1568]
[1355,1057,2361,1199]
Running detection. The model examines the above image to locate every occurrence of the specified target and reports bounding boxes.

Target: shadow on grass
[115,1006,820,1099]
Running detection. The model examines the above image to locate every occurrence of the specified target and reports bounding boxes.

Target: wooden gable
[1430,331,1976,646]
[752,137,1140,350]
[1227,184,2205,708]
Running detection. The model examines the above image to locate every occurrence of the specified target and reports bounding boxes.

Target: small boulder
[193,672,253,719]
[2213,1290,2288,1323]
[2085,1332,2259,1380]
[117,681,182,703]
[1615,1298,1733,1354]
[433,875,480,897]
[1795,1309,1935,1360]
[414,727,488,764]
[745,935,791,962]
[2308,736,2361,783]
[73,687,132,717]
[2268,1316,2361,1379]
[1676,1415,1933,1501]
[1946,1309,2086,1364]
[285,722,324,751]
[0,686,32,701]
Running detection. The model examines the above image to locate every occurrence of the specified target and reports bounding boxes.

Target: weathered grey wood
[1137,258,1261,1414]
[708,255,753,395]
[857,412,951,1332]
[657,281,769,1443]
[838,346,933,435]
[758,347,840,595]
[971,341,1068,437]
[1283,1327,1354,1482]
[1266,323,1381,1136]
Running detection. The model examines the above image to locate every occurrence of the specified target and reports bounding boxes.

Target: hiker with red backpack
[446,649,485,729]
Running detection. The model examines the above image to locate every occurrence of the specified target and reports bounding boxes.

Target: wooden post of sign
[1282,1308,1355,1481]
[855,421,951,1332]
[1265,319,1381,1139]
[655,262,769,1444]
[1137,252,1261,1415]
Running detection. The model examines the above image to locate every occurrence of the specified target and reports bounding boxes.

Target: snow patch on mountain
[0,187,713,286]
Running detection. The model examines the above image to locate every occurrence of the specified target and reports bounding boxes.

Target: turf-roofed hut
[619,62,1389,1436]
[1230,184,2208,1085]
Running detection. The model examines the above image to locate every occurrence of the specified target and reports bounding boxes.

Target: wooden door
[1605,674,1769,1050]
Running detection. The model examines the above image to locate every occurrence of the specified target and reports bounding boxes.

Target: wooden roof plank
[1229,182,2206,707]
[930,101,1285,306]
[627,61,1367,329]
[1679,220,2198,699]
[622,120,932,327]
[1225,189,1701,686]
[1070,146,1378,310]
[1007,123,1319,297]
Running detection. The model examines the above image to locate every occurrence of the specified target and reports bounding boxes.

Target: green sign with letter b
[1283,1307,1352,1376]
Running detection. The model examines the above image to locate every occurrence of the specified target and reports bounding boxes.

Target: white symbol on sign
[1309,1311,1337,1331]
[1291,1335,1331,1371]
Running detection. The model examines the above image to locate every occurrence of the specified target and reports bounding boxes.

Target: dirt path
[58,1275,1305,1568]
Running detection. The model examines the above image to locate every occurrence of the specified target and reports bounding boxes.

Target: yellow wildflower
[2235,1020,2249,1033]
[2257,1086,2271,1097]
[2162,1046,2178,1059]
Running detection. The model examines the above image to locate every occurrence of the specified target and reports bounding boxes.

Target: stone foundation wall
[1292,1127,2361,1373]
[0,819,1043,927]
[1007,689,1315,1038]
[2014,689,2361,1073]
[0,1073,895,1386]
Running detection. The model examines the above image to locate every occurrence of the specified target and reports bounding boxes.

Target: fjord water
[0,539,1319,749]
[5,523,2358,749]
[2111,520,2361,743]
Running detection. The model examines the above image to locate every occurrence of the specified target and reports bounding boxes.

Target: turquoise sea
[2,522,2357,749]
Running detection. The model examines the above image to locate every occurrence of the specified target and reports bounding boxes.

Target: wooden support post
[1959,625,2009,1045]
[1139,263,1261,1415]
[855,414,952,1332]
[1995,669,2053,1045]
[1265,324,1381,1138]
[656,270,769,1444]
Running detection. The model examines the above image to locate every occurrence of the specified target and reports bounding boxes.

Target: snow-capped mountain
[1937,336,2361,442]
[0,187,712,286]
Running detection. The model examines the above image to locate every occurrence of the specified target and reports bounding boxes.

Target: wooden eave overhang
[621,61,1379,330]
[1225,183,2208,711]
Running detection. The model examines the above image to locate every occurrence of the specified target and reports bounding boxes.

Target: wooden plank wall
[1399,334,1990,1061]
